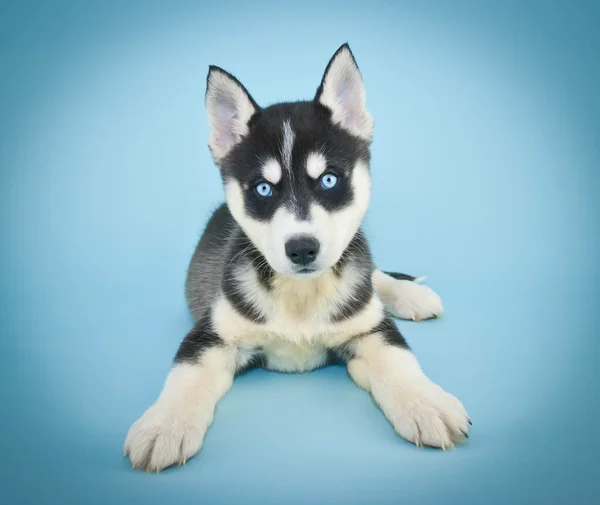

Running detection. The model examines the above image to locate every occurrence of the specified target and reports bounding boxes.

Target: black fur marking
[244,241,274,291]
[374,317,411,350]
[326,349,345,366]
[219,227,273,322]
[174,314,224,363]
[330,273,373,322]
[333,229,364,278]
[184,203,236,321]
[335,317,410,363]
[383,271,417,282]
[332,261,345,278]
[222,269,267,324]
[327,340,357,364]
[338,230,371,270]
[221,100,369,224]
[330,230,375,321]
[199,203,234,250]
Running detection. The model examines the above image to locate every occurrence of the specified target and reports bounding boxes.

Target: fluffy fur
[124,44,470,472]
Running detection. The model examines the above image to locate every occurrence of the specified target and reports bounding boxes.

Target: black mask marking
[222,101,370,223]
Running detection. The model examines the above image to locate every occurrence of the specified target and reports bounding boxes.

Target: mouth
[289,265,323,279]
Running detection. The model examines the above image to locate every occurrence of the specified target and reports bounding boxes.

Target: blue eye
[320,173,338,190]
[255,181,272,198]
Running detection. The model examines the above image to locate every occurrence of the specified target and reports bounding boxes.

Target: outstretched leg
[124,316,236,471]
[372,269,444,321]
[347,318,470,448]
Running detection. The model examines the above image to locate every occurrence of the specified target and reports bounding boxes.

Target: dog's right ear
[205,66,259,161]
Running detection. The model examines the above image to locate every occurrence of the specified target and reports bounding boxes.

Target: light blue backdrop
[1,1,598,504]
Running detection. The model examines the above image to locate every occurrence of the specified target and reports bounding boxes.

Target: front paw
[384,280,443,321]
[124,402,208,472]
[383,379,470,449]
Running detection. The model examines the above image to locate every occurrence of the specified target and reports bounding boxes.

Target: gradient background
[1,1,599,504]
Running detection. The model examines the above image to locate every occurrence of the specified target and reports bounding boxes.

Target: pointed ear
[205,66,259,161]
[315,44,373,140]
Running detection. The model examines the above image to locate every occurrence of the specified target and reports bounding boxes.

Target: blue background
[1,0,599,504]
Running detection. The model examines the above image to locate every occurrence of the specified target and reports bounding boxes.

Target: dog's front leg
[372,269,444,321]
[124,319,236,471]
[347,318,470,448]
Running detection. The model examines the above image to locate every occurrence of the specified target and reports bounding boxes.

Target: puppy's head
[205,44,373,278]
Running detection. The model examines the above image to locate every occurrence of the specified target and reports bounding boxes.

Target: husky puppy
[124,44,470,472]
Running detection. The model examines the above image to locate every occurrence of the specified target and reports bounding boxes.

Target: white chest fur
[212,267,384,372]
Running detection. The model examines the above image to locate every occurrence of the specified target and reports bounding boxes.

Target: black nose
[285,235,320,266]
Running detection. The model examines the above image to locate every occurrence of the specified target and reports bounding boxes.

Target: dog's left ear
[315,44,373,140]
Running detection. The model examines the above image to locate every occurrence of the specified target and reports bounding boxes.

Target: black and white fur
[124,44,469,472]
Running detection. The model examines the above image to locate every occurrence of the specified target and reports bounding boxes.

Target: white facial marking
[306,152,327,179]
[261,158,282,184]
[226,180,303,275]
[269,206,320,274]
[225,159,371,276]
[225,178,268,246]
[318,46,373,140]
[308,159,371,269]
[281,120,295,173]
